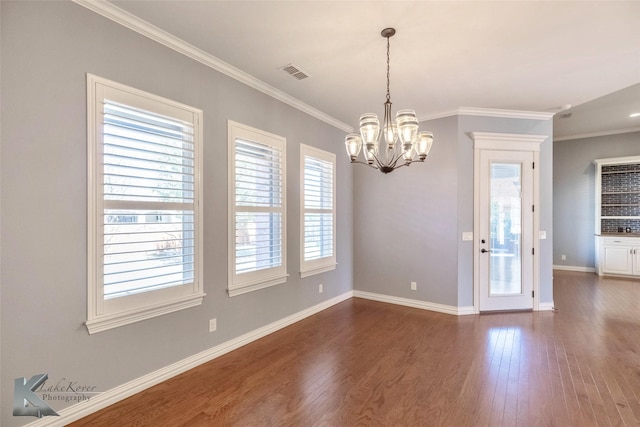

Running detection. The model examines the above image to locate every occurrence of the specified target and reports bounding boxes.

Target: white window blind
[300,144,336,277]
[228,121,287,296]
[87,74,203,334]
[103,100,195,298]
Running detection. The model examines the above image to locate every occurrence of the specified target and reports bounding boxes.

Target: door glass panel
[490,163,522,295]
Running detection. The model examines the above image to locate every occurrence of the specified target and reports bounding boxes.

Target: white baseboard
[25,291,353,427]
[539,301,555,311]
[353,290,475,316]
[553,265,596,273]
[457,305,477,315]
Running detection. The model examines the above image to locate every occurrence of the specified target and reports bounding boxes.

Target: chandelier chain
[386,36,391,103]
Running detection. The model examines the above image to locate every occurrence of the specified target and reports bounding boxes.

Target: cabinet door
[602,245,633,275]
[633,247,640,276]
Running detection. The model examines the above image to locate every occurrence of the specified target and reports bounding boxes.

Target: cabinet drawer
[603,237,640,245]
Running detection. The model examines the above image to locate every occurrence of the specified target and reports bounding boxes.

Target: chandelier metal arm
[349,159,379,168]
[349,156,426,174]
[374,149,402,169]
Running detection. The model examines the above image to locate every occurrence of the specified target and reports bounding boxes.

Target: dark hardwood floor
[70,271,640,426]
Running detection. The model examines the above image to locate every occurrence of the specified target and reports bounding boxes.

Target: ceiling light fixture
[344,28,433,174]
[630,112,640,118]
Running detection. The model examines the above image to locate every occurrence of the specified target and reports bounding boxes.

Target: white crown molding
[554,126,640,142]
[72,0,353,133]
[458,107,555,120]
[419,109,461,121]
[420,107,554,122]
[470,132,547,151]
[593,155,640,166]
[24,291,354,427]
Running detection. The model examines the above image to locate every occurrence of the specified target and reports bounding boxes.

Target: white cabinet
[596,236,640,277]
[601,241,633,275]
[594,156,640,278]
[634,247,640,276]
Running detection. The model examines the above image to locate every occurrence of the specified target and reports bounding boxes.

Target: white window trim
[86,74,204,334]
[228,121,288,297]
[300,144,337,278]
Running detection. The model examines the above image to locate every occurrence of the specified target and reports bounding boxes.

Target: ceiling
[553,83,640,140]
[108,1,640,138]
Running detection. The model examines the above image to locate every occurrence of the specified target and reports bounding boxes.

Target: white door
[478,150,534,311]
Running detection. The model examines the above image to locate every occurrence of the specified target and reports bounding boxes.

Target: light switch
[462,232,473,241]
[539,231,547,240]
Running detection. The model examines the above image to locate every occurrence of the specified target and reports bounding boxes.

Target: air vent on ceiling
[280,63,310,80]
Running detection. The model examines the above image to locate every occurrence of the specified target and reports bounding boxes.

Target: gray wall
[353,116,460,305]
[353,114,554,307]
[0,2,352,425]
[553,131,640,269]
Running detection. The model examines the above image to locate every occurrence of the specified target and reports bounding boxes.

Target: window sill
[300,263,337,278]
[228,274,289,297]
[85,292,205,334]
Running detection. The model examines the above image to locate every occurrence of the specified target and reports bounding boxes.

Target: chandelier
[344,28,433,174]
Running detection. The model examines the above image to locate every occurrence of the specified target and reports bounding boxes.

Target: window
[228,121,287,296]
[300,144,336,277]
[87,74,204,334]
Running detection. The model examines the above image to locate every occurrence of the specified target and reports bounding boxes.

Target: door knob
[481,248,490,253]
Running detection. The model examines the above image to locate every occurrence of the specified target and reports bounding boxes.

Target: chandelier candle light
[345,28,434,174]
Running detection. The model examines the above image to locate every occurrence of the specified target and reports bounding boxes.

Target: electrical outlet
[411,281,417,291]
[319,284,323,293]
[561,255,566,261]
[209,318,217,332]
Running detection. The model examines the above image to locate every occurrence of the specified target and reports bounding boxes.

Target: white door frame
[471,132,547,314]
